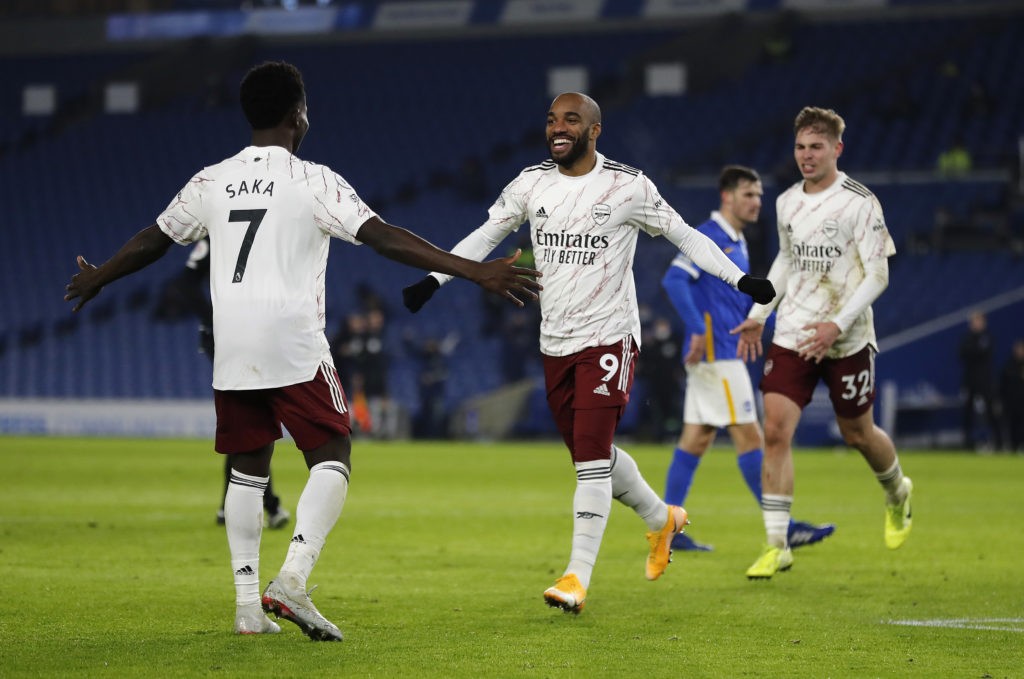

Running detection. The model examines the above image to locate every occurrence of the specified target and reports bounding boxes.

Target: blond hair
[794,106,845,141]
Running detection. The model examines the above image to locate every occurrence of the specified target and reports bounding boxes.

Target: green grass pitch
[1,436,1022,678]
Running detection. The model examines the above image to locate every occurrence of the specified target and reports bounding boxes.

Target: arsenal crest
[592,203,611,225]
[823,219,839,241]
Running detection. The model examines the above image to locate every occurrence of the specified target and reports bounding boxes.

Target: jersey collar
[801,171,847,200]
[710,210,743,243]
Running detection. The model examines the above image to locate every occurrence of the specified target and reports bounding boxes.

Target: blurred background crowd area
[1,0,1022,449]
[0,0,315,19]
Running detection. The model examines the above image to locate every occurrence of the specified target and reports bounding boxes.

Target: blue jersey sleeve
[662,264,705,334]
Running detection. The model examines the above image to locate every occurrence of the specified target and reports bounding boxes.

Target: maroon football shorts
[542,336,638,462]
[759,343,876,418]
[214,362,351,454]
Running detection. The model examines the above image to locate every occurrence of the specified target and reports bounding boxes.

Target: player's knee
[570,407,617,462]
[729,423,763,452]
[572,431,613,463]
[679,429,712,453]
[304,434,352,470]
[762,421,789,448]
[839,423,871,450]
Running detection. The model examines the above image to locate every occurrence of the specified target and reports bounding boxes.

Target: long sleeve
[428,219,515,287]
[662,263,705,333]
[831,257,889,333]
[661,223,744,288]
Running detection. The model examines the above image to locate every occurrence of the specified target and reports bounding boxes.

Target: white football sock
[279,461,350,589]
[225,469,268,607]
[762,493,793,549]
[565,460,612,590]
[875,459,906,504]
[610,445,666,531]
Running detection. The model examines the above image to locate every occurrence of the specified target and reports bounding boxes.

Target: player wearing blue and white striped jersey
[661,165,834,553]
[733,107,913,580]
[401,93,776,613]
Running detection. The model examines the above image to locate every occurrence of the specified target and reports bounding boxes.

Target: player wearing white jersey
[64,61,540,640]
[762,170,893,359]
[159,145,376,391]
[402,92,776,613]
[425,153,745,356]
[732,107,913,580]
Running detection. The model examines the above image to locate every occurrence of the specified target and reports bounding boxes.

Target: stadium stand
[1,2,1022,442]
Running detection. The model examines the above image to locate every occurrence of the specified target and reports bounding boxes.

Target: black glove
[737,275,776,305]
[403,276,440,313]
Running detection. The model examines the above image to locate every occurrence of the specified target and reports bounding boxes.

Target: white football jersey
[762,171,895,358]
[432,153,743,356]
[156,146,376,390]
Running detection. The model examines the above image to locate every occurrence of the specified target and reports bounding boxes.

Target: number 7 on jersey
[229,209,267,283]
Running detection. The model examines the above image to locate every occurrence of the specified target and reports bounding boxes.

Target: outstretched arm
[355,216,541,308]
[664,224,775,304]
[64,224,175,312]
[400,218,515,313]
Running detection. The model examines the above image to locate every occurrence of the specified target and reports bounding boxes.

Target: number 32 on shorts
[839,368,872,401]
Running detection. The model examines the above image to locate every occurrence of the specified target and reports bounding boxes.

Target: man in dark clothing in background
[1000,338,1024,453]
[959,311,1003,451]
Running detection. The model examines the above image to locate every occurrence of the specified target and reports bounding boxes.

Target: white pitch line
[885,618,1024,633]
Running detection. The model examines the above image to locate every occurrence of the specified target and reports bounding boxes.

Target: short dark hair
[239,61,306,130]
[718,165,761,192]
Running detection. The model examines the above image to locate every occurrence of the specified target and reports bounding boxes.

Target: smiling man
[401,92,776,613]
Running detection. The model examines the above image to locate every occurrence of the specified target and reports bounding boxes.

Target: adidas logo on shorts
[593,383,610,396]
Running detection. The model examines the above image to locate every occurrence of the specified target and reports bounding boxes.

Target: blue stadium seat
[2,10,1023,427]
